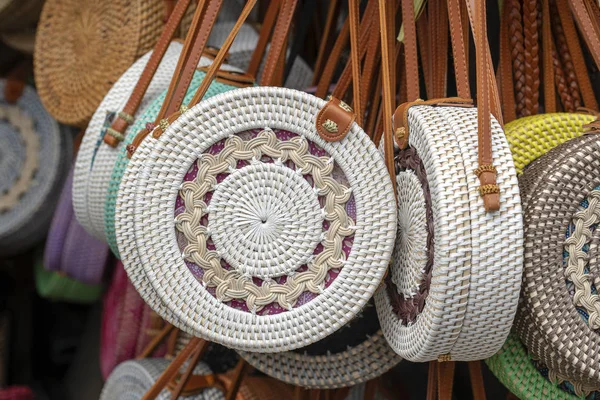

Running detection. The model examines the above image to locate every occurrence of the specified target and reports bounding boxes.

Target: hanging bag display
[374,0,523,362]
[117,0,396,353]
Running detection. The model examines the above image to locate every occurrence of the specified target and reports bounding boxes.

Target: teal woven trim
[104,70,240,258]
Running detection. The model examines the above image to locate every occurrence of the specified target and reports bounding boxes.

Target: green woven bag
[104,70,238,257]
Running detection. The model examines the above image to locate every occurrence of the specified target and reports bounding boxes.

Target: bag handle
[311,0,342,86]
[104,0,195,147]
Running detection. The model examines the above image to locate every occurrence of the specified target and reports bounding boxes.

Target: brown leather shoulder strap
[402,0,420,101]
[159,0,224,119]
[468,361,487,400]
[497,0,517,120]
[259,0,299,86]
[311,0,341,86]
[315,17,349,98]
[437,361,455,400]
[448,0,470,98]
[541,0,556,113]
[103,0,193,147]
[246,0,281,79]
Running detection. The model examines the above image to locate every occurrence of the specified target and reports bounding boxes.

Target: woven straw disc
[34,0,166,126]
[375,106,523,362]
[240,301,401,389]
[516,133,600,387]
[72,41,185,241]
[100,359,224,400]
[0,80,71,256]
[128,87,396,352]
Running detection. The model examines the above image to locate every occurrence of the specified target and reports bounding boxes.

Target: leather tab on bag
[392,97,473,149]
[316,96,355,142]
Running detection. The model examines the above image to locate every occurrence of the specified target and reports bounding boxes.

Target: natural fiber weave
[73,41,186,241]
[375,105,523,362]
[486,334,582,400]
[504,113,594,175]
[107,69,239,258]
[516,133,600,387]
[0,80,71,256]
[34,0,167,126]
[240,302,401,389]
[120,87,395,352]
[100,358,224,400]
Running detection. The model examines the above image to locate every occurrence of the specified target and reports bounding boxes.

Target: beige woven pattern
[376,105,523,362]
[176,129,354,311]
[565,189,600,329]
[34,0,166,126]
[128,87,396,352]
[0,105,39,213]
[516,134,600,387]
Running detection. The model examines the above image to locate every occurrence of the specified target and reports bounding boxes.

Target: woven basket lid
[72,41,185,241]
[0,80,71,257]
[100,358,224,400]
[34,0,168,127]
[240,300,401,389]
[375,105,523,362]
[516,132,600,387]
[126,87,396,352]
[43,165,109,285]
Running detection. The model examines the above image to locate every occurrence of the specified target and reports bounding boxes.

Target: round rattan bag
[240,300,401,389]
[124,86,396,353]
[72,41,186,241]
[100,358,224,400]
[515,128,600,387]
[375,105,524,362]
[34,0,168,127]
[0,80,71,256]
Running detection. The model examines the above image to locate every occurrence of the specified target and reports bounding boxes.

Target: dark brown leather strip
[448,0,471,98]
[426,361,437,400]
[224,359,249,400]
[558,0,598,109]
[315,17,349,98]
[542,0,557,113]
[497,0,517,121]
[508,0,526,117]
[259,0,299,86]
[347,0,362,125]
[522,0,540,116]
[136,323,174,359]
[167,343,209,400]
[437,362,455,400]
[246,0,281,79]
[468,361,487,400]
[311,0,340,86]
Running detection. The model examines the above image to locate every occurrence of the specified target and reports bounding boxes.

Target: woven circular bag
[127,86,396,352]
[375,105,523,362]
[34,0,169,126]
[72,41,186,240]
[240,300,401,389]
[100,358,224,400]
[515,131,600,387]
[0,80,72,256]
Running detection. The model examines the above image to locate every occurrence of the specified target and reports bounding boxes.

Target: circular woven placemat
[34,0,166,126]
[375,105,523,362]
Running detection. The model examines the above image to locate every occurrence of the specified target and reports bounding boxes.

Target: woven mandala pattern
[175,128,354,312]
[124,87,395,352]
[516,134,600,387]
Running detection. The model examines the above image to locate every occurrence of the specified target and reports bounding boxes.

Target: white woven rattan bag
[118,0,396,353]
[100,358,224,400]
[374,0,523,362]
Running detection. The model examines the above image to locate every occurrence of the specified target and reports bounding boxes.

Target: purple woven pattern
[43,166,75,271]
[43,164,109,284]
